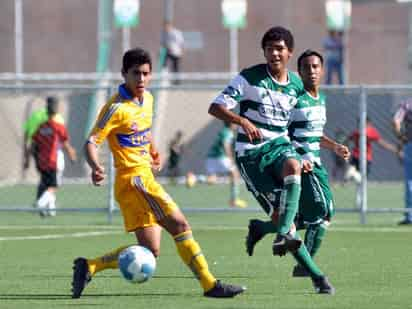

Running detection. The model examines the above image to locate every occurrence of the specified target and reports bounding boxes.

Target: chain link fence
[0,83,409,224]
[0,85,113,220]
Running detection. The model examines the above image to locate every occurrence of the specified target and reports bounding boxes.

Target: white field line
[0,225,119,230]
[0,231,121,241]
[0,226,410,243]
[197,226,412,233]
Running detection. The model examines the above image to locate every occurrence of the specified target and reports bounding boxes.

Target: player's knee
[175,219,191,233]
[282,159,301,177]
[163,212,192,235]
[150,247,161,258]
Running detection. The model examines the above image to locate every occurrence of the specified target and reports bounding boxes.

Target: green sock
[305,222,327,258]
[278,175,301,234]
[230,181,239,201]
[292,232,323,278]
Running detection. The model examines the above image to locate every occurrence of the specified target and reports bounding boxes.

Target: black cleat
[245,219,265,256]
[272,233,302,256]
[204,280,246,298]
[398,219,412,225]
[312,276,335,295]
[71,257,92,299]
[292,264,310,277]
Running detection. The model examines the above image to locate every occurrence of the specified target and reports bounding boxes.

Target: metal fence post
[107,86,116,224]
[108,153,115,224]
[359,86,368,224]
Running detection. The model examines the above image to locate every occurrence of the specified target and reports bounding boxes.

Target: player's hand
[302,160,313,173]
[396,132,408,144]
[239,117,263,142]
[335,144,350,161]
[91,164,105,186]
[151,151,162,172]
[69,148,77,163]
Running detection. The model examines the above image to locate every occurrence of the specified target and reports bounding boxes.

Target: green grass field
[0,183,411,309]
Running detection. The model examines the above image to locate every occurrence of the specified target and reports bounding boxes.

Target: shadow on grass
[153,275,252,279]
[26,274,253,280]
[0,292,197,300]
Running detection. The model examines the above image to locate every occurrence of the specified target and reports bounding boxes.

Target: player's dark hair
[297,49,324,71]
[46,96,59,116]
[122,47,152,72]
[261,26,294,51]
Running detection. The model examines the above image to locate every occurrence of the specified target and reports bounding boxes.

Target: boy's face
[122,63,152,98]
[298,55,323,88]
[263,40,292,75]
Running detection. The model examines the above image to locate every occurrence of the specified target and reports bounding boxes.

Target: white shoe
[344,166,361,184]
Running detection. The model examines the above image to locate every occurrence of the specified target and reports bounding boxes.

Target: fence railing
[0,82,410,224]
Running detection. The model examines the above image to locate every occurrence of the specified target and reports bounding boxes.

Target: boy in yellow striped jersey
[71,47,245,299]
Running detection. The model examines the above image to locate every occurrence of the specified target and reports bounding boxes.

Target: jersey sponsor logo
[258,104,289,120]
[261,89,269,99]
[116,128,150,147]
[289,89,297,96]
[130,121,139,132]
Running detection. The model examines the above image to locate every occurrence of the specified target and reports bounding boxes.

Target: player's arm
[393,118,403,140]
[377,138,399,154]
[29,139,37,161]
[85,137,105,186]
[321,134,350,160]
[209,104,262,142]
[148,133,161,172]
[59,126,77,163]
[209,75,262,142]
[393,106,407,143]
[63,141,77,162]
[23,131,31,170]
[22,115,37,170]
[84,103,120,186]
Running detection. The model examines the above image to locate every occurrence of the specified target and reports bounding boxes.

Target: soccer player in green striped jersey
[209,27,336,294]
[289,49,350,276]
[245,49,350,286]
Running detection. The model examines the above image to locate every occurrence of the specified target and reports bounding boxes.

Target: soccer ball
[118,245,156,283]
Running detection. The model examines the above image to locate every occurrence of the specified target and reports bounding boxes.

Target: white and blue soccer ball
[118,245,156,284]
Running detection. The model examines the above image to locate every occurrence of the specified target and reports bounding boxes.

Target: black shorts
[350,157,371,175]
[40,170,58,188]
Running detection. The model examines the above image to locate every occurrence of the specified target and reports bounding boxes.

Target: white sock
[47,193,56,216]
[37,191,52,209]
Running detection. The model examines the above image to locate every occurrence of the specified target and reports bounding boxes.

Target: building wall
[0,0,409,84]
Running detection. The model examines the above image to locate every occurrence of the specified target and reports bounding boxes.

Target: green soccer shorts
[297,163,335,226]
[236,142,301,216]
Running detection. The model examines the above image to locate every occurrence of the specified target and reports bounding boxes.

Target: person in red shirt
[32,98,76,217]
[347,118,398,176]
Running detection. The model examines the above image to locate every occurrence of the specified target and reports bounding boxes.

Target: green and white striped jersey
[288,91,327,165]
[213,64,304,156]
